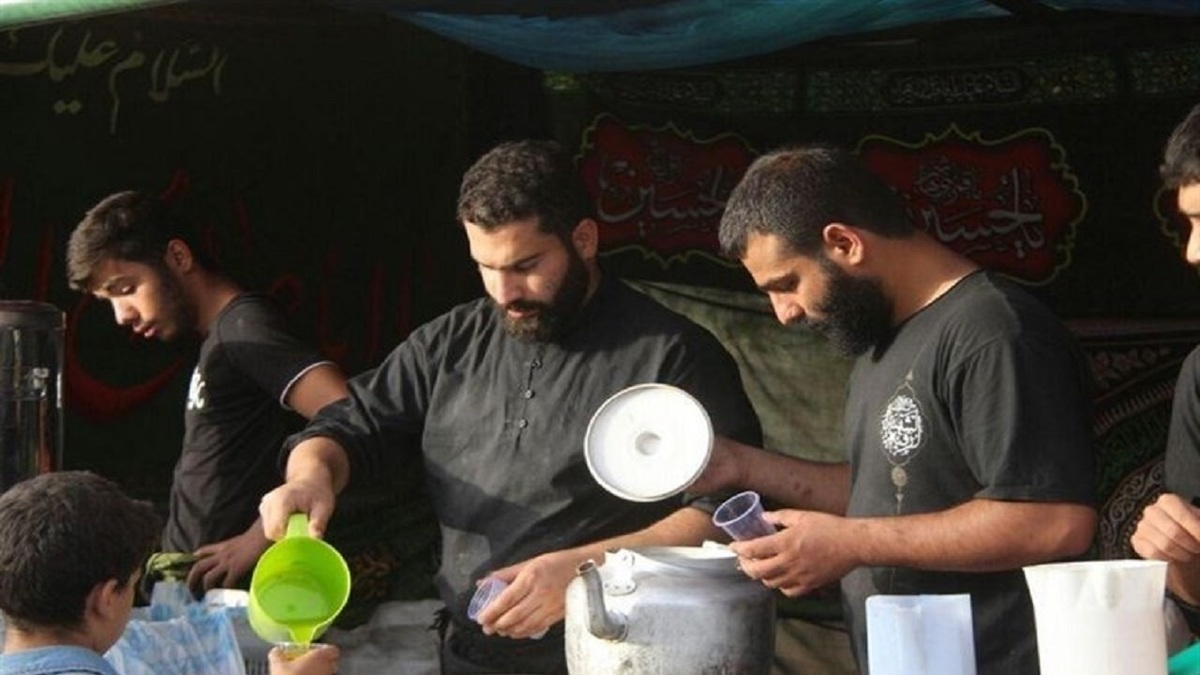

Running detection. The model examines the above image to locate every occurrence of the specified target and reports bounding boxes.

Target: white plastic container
[1024,559,1168,675]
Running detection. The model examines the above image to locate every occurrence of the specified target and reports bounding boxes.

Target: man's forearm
[733,441,851,515]
[850,499,1097,572]
[286,437,351,493]
[243,516,270,547]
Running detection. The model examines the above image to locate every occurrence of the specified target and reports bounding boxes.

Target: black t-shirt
[1164,346,1200,633]
[1167,346,1200,500]
[843,271,1096,675]
[164,293,331,553]
[285,276,763,673]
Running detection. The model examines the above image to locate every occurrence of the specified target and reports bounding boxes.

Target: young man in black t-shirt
[66,191,350,596]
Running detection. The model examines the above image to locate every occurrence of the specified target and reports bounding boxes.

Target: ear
[164,239,195,273]
[86,578,125,622]
[571,218,599,259]
[821,223,865,266]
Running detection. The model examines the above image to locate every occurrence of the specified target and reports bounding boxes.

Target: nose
[487,270,526,307]
[770,296,803,325]
[1186,222,1200,267]
[111,298,137,326]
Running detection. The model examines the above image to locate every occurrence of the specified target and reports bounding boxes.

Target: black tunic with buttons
[283,275,762,667]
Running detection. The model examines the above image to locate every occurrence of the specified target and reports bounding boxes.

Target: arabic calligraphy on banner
[884,67,1027,108]
[859,125,1087,285]
[1154,185,1187,250]
[578,114,755,262]
[0,25,227,135]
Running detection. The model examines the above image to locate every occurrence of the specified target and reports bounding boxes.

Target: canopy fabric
[0,0,186,29]
[394,1,1008,72]
[2,0,1199,71]
[371,0,1200,72]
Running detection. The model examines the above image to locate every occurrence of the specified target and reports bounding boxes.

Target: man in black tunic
[259,139,763,674]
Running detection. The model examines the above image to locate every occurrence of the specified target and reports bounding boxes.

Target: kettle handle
[286,513,310,539]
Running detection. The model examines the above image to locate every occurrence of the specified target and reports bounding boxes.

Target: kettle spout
[577,560,627,641]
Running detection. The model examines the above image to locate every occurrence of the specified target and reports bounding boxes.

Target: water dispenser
[0,300,64,492]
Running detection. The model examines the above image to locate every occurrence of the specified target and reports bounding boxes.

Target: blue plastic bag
[104,581,246,675]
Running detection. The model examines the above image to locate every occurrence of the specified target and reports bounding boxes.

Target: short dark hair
[0,471,160,631]
[66,190,215,292]
[1162,103,1200,189]
[718,144,914,259]
[456,139,590,239]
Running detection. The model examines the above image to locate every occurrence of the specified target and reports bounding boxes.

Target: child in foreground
[0,470,339,675]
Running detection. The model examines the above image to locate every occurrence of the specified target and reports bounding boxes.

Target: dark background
[1,1,1199,511]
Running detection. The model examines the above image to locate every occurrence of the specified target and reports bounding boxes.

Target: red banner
[859,125,1086,285]
[578,114,756,261]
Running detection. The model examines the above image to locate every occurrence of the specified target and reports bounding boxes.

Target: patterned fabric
[1074,320,1200,560]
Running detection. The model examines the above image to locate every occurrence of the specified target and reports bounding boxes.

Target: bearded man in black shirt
[691,145,1097,675]
[259,139,763,674]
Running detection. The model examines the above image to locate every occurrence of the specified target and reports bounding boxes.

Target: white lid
[584,383,713,502]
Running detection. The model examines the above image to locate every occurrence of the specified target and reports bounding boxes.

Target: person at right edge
[1133,102,1200,642]
[688,143,1097,674]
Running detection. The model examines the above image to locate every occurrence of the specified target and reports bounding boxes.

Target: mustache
[801,317,827,334]
[503,300,547,313]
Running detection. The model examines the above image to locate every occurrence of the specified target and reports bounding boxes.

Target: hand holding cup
[713,490,777,541]
[468,576,547,640]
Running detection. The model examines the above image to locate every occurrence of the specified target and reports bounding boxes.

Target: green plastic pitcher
[248,513,351,646]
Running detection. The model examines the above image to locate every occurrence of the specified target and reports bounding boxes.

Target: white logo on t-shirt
[187,368,206,411]
[880,379,923,462]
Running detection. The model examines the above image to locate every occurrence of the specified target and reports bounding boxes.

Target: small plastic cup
[467,577,546,639]
[273,642,314,661]
[467,577,507,623]
[713,490,777,541]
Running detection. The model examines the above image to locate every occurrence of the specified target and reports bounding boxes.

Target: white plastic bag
[105,581,247,675]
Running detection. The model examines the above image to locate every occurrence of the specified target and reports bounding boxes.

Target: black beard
[155,264,197,340]
[500,251,590,343]
[807,260,893,357]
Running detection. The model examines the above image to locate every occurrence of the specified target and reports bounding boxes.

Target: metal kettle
[565,546,775,675]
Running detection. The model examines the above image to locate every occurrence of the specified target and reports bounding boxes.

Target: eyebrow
[475,252,542,272]
[96,276,133,294]
[757,272,798,294]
